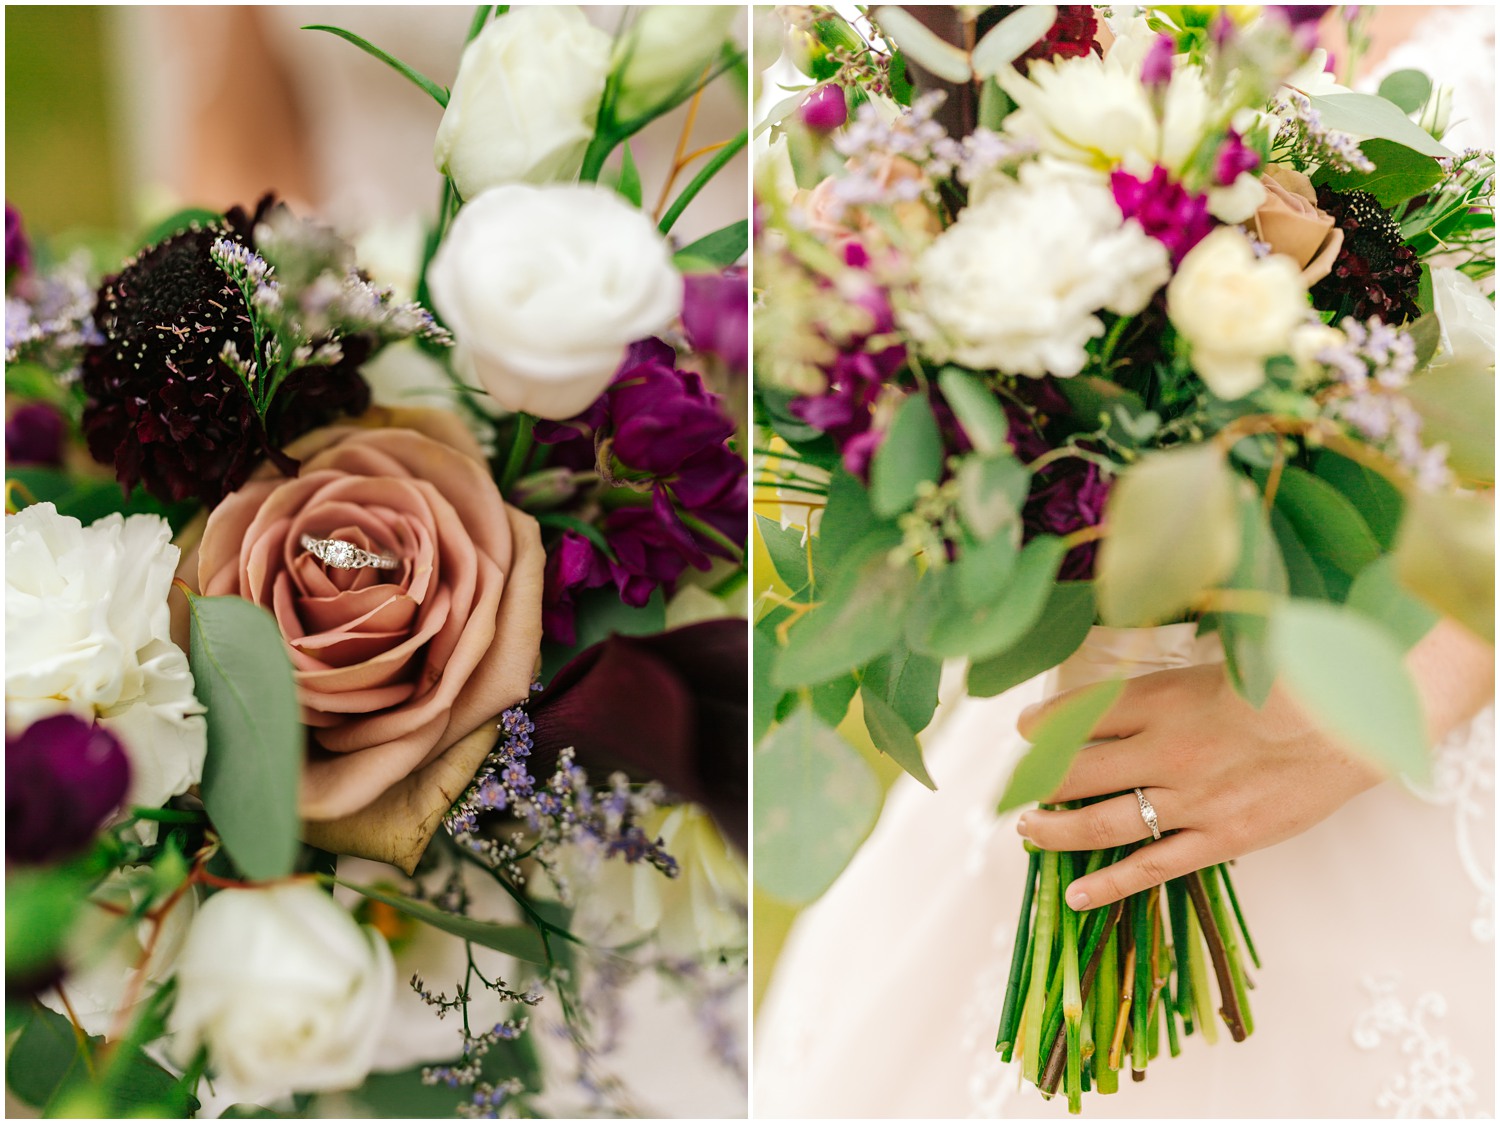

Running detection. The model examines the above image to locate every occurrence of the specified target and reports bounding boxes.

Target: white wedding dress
[755,628,1495,1118]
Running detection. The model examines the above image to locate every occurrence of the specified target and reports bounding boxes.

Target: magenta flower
[1141,34,1175,88]
[682,268,748,377]
[5,401,66,467]
[5,201,31,278]
[799,84,848,133]
[7,714,130,865]
[1213,130,1260,187]
[1111,166,1216,266]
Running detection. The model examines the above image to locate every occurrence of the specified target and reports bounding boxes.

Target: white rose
[5,504,206,817]
[564,805,747,961]
[1168,227,1308,400]
[902,164,1170,377]
[428,184,683,420]
[1289,320,1348,386]
[1430,266,1496,369]
[613,6,737,124]
[1206,170,1268,224]
[40,866,198,1038]
[168,883,395,1103]
[434,6,612,198]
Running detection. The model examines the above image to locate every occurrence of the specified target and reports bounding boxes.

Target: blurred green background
[6,7,126,239]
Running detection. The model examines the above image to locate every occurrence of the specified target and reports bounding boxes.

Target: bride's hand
[1012,661,1386,911]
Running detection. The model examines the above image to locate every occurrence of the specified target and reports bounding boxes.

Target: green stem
[997,849,1040,1054]
[498,414,535,497]
[1131,891,1150,1075]
[1165,877,1195,1031]
[658,128,749,236]
[465,4,492,42]
[1022,848,1059,1084]
[1185,901,1218,1046]
[1218,862,1261,970]
[1061,866,1083,1114]
[128,807,205,824]
[1093,926,1120,1094]
[579,130,620,184]
[1204,866,1255,1037]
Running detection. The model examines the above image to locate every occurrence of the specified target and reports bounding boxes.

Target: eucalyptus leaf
[753,615,785,743]
[337,879,548,963]
[811,673,861,729]
[1376,69,1431,114]
[774,546,918,688]
[908,535,1065,661]
[1315,138,1443,208]
[869,393,944,519]
[1345,555,1438,651]
[1267,465,1382,579]
[1313,453,1404,551]
[756,514,812,592]
[1393,486,1494,643]
[957,453,1030,541]
[1270,506,1329,600]
[955,531,1018,607]
[971,4,1058,77]
[1403,359,1495,486]
[968,582,1096,698]
[859,688,936,790]
[1095,445,1240,627]
[6,864,87,986]
[997,679,1124,813]
[187,594,302,881]
[1304,92,1452,159]
[753,707,882,904]
[1270,601,1430,782]
[1217,495,1287,707]
[871,7,973,83]
[938,367,1009,456]
[812,469,884,583]
[862,639,943,733]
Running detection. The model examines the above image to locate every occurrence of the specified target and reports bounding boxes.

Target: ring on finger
[1133,786,1162,841]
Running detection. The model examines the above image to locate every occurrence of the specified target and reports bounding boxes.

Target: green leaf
[1314,451,1405,550]
[889,49,914,106]
[753,707,882,904]
[5,465,71,508]
[336,880,548,963]
[870,7,973,83]
[971,4,1057,77]
[303,26,449,108]
[1270,506,1330,600]
[756,514,811,592]
[675,219,749,268]
[812,469,885,583]
[937,367,1009,455]
[967,582,1096,698]
[1217,495,1288,707]
[1056,377,1151,448]
[810,673,860,729]
[6,1004,187,1115]
[133,207,225,252]
[1346,555,1439,651]
[1405,313,1443,370]
[1270,601,1430,781]
[774,547,918,688]
[1393,487,1494,643]
[997,679,1124,813]
[1315,138,1443,207]
[956,453,1030,541]
[1268,465,1382,579]
[5,865,86,987]
[187,594,303,881]
[955,532,1018,608]
[859,688,936,790]
[862,640,942,733]
[1376,69,1432,114]
[613,142,643,207]
[1096,445,1240,627]
[908,535,1066,661]
[1403,359,1495,486]
[1303,92,1453,159]
[869,393,943,519]
[7,1003,92,1108]
[752,615,785,743]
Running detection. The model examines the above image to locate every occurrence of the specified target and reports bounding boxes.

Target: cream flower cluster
[5,503,206,815]
[902,165,1171,378]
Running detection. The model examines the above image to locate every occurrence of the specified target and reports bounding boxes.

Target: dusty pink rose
[1251,165,1344,285]
[195,409,544,830]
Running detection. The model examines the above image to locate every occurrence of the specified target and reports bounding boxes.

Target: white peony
[901,164,1171,377]
[40,866,198,1038]
[428,183,683,420]
[1430,266,1496,369]
[613,6,737,124]
[565,805,747,961]
[434,6,612,199]
[168,882,396,1103]
[1168,227,1308,400]
[5,504,206,817]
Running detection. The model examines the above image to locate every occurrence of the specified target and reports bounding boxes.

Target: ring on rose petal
[299,533,398,571]
[1133,787,1162,841]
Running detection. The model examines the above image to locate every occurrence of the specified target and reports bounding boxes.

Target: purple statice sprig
[1317,316,1450,490]
[444,689,680,900]
[4,251,103,377]
[1269,91,1375,174]
[821,91,963,214]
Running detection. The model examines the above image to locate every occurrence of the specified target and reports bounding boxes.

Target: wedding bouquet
[752,3,1493,1111]
[7,6,748,1117]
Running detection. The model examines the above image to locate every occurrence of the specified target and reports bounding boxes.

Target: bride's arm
[1012,618,1494,911]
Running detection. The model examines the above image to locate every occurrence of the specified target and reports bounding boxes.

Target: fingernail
[1015,814,1031,838]
[1066,886,1090,910]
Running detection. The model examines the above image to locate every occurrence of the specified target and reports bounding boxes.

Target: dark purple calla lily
[531,619,747,852]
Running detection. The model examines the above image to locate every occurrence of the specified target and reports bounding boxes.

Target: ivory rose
[194,410,544,865]
[1250,165,1343,285]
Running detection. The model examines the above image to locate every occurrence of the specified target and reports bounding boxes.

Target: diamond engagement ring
[299,533,398,571]
[1133,787,1162,841]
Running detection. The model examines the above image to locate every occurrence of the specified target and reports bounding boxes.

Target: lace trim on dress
[1352,974,1479,1118]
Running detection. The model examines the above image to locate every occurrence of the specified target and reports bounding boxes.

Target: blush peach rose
[1250,164,1344,285]
[193,408,543,869]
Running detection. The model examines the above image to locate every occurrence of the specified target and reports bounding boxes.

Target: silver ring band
[1133,787,1161,841]
[299,533,398,571]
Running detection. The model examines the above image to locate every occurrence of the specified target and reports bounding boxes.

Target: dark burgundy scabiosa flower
[5,401,66,466]
[682,268,749,378]
[535,339,745,643]
[1111,167,1216,267]
[5,201,31,278]
[1015,5,1102,66]
[6,714,131,865]
[1310,187,1424,324]
[79,197,370,507]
